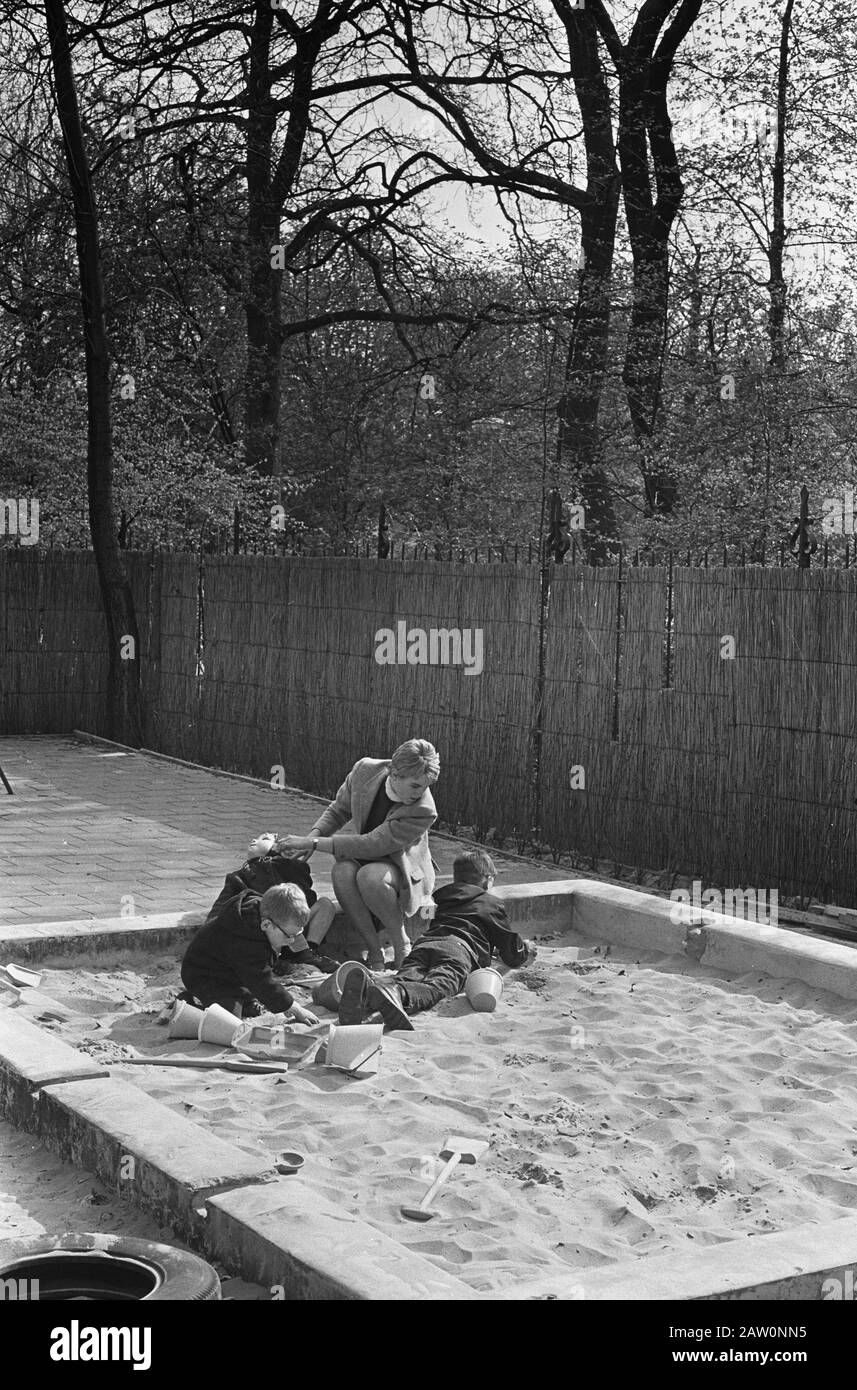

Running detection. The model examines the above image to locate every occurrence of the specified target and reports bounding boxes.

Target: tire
[0,1231,221,1301]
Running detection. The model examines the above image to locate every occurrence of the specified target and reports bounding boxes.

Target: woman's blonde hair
[390,738,440,783]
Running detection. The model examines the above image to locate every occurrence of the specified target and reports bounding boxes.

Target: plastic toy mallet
[400,1135,489,1222]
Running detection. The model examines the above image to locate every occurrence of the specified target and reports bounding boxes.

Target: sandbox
[2,883,857,1300]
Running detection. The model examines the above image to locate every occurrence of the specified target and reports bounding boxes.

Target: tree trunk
[557,209,621,558]
[245,5,322,477]
[682,243,702,423]
[245,201,282,476]
[44,0,143,744]
[245,4,281,476]
[614,0,702,516]
[768,0,795,371]
[618,64,676,513]
[554,2,622,561]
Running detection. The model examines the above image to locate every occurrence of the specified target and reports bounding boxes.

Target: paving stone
[0,734,569,928]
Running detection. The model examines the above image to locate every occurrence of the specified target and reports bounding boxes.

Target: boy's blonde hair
[260,883,310,931]
[453,849,497,884]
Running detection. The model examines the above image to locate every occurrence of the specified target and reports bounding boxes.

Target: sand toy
[197,1003,244,1045]
[275,1151,305,1174]
[118,1054,290,1075]
[400,1135,490,1222]
[168,999,205,1039]
[465,967,504,1012]
[325,1022,383,1073]
[2,964,41,988]
[236,1024,321,1065]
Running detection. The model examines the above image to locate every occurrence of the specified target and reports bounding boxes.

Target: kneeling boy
[181,883,319,1023]
[339,849,537,1030]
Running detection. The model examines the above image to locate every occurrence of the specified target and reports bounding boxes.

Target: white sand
[15,936,857,1295]
[0,1117,178,1245]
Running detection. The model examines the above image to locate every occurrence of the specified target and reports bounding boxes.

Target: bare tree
[552,0,621,559]
[43,0,142,742]
[587,0,702,516]
[768,0,796,372]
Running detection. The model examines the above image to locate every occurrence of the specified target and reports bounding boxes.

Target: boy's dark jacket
[206,854,317,925]
[422,883,528,968]
[182,889,296,1013]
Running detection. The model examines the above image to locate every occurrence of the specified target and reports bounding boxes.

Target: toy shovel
[400,1134,489,1222]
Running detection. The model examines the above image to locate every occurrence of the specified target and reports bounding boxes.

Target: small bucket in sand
[465,967,504,1013]
[168,999,205,1039]
[326,1022,383,1072]
[197,1002,243,1046]
[312,959,367,1011]
[3,963,41,988]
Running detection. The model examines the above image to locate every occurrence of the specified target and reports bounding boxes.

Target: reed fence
[1,547,855,904]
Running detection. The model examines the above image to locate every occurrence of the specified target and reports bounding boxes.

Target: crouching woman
[277,738,439,971]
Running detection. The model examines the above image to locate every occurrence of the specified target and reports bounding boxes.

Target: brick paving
[0,736,569,927]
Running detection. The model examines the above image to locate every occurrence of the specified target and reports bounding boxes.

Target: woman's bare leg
[331,860,386,969]
[356,863,409,968]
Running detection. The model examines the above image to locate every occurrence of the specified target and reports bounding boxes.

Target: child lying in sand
[338,849,537,1030]
[180,883,320,1024]
[207,832,337,972]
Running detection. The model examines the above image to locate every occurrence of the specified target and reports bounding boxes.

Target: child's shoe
[365,982,414,1031]
[338,965,370,1025]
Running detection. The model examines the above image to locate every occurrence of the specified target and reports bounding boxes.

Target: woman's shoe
[308,949,340,973]
[287,947,339,973]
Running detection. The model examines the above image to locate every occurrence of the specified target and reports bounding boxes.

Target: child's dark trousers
[395,938,474,1014]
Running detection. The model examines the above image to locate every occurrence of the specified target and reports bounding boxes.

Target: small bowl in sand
[276,1151,305,1175]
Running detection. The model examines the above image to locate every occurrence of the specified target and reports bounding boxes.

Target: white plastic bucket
[3,963,41,988]
[168,999,205,1039]
[197,1002,243,1045]
[312,959,367,1010]
[465,967,504,1013]
[326,1022,383,1072]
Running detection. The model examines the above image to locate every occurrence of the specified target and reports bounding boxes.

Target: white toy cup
[326,1022,383,1071]
[465,967,504,1013]
[168,999,205,1039]
[197,1002,243,1045]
